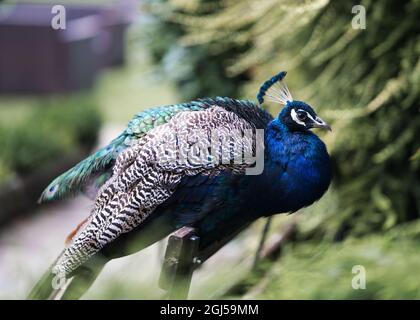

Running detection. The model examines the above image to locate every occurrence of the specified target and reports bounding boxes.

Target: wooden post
[158,224,251,299]
[159,227,199,299]
[252,217,272,270]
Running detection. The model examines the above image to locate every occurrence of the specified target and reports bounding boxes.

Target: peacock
[28,71,332,299]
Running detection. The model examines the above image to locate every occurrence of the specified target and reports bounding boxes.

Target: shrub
[0,95,101,178]
[144,0,420,238]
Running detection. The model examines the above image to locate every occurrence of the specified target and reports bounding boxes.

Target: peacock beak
[312,116,332,131]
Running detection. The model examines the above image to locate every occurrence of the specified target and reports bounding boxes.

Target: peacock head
[279,101,331,132]
[257,71,331,132]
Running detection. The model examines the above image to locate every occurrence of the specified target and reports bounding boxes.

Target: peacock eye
[296,111,307,121]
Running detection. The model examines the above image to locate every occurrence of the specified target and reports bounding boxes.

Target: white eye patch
[307,112,326,126]
[290,109,308,126]
[291,109,325,127]
[313,116,325,126]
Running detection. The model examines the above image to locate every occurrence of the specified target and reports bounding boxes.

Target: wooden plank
[159,227,199,299]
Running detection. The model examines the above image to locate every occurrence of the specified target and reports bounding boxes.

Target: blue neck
[251,118,331,215]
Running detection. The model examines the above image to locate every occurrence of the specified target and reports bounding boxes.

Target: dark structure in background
[0,1,136,224]
[0,1,136,94]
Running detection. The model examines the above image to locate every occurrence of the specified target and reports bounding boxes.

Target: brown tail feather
[65,217,89,245]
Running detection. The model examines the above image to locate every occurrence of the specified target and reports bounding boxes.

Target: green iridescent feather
[39,101,208,203]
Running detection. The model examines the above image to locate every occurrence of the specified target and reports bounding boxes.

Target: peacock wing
[38,101,209,203]
[53,105,263,276]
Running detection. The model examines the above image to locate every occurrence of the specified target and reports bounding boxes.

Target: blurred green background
[0,0,419,299]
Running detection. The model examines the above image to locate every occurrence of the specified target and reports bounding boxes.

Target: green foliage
[36,96,102,148]
[240,222,420,299]
[0,95,101,178]
[146,0,420,238]
[142,0,251,101]
[0,120,72,176]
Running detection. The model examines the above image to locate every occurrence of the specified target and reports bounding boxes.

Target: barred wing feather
[39,101,209,203]
[53,106,261,276]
